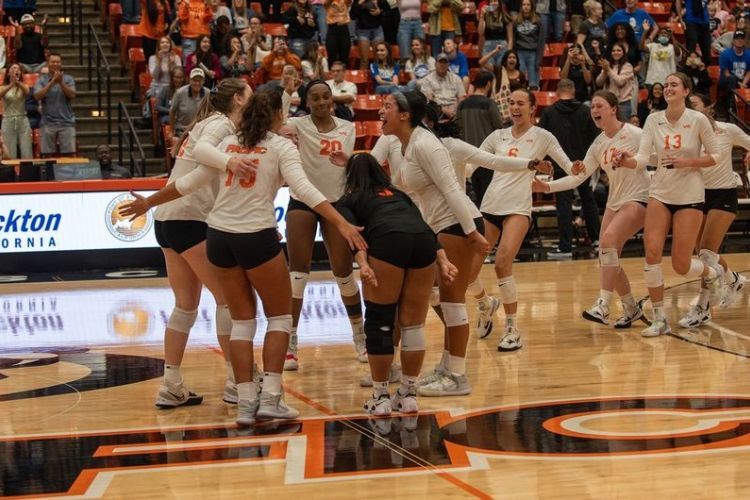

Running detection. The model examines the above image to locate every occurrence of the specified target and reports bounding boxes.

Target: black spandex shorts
[206,227,282,269]
[154,220,207,254]
[660,201,705,215]
[703,188,738,215]
[439,216,485,237]
[368,232,437,269]
[287,197,321,220]
[481,212,530,229]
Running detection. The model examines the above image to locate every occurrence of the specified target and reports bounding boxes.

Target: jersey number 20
[320,139,343,156]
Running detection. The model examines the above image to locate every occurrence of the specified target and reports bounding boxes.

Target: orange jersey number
[224,159,260,188]
[320,139,343,156]
[507,148,519,157]
[602,147,618,165]
[663,134,682,151]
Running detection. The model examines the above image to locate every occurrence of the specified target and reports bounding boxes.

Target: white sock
[401,374,418,388]
[697,288,710,309]
[447,354,466,376]
[237,381,258,401]
[225,361,235,383]
[620,293,637,310]
[372,380,389,397]
[506,314,516,327]
[598,289,613,308]
[262,372,282,394]
[164,364,181,385]
[652,301,665,321]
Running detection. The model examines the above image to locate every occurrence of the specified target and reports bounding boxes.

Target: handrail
[117,102,148,177]
[86,23,112,142]
[730,89,750,134]
[77,1,84,65]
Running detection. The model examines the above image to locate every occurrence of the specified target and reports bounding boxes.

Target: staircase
[37,0,164,174]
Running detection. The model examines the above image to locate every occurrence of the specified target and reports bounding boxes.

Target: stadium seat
[264,23,287,37]
[138,72,152,103]
[353,95,383,121]
[108,3,122,45]
[119,24,142,67]
[362,120,383,150]
[128,47,146,93]
[539,66,561,91]
[543,43,567,66]
[532,91,558,116]
[345,70,371,94]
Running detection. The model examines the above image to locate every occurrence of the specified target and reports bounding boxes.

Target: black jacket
[538,98,599,163]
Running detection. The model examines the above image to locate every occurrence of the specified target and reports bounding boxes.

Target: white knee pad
[400,324,425,351]
[440,302,468,327]
[683,258,705,278]
[290,271,309,300]
[215,305,232,337]
[335,273,360,297]
[644,263,664,288]
[167,307,198,334]
[698,248,720,267]
[230,318,257,342]
[429,286,441,307]
[467,279,484,298]
[497,276,518,305]
[267,314,293,334]
[599,248,619,267]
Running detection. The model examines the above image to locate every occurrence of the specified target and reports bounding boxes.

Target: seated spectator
[300,41,329,84]
[186,35,222,88]
[405,38,435,90]
[595,42,635,119]
[170,68,209,139]
[220,36,252,79]
[682,50,712,95]
[261,37,302,86]
[326,60,357,120]
[641,26,679,88]
[12,14,48,73]
[713,16,746,55]
[284,0,318,57]
[32,53,77,157]
[637,81,666,125]
[418,51,466,117]
[370,42,402,94]
[97,145,132,179]
[719,30,750,113]
[351,0,388,69]
[0,64,32,159]
[157,67,186,125]
[149,36,182,96]
[426,0,462,57]
[178,0,212,63]
[243,16,272,68]
[561,44,593,103]
[442,38,469,89]
[211,15,235,57]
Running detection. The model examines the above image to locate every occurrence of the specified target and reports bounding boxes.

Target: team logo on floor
[105,193,153,242]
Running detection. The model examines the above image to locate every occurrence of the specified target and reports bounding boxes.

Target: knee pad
[167,307,198,334]
[400,324,425,352]
[644,263,664,288]
[230,318,257,342]
[364,301,397,355]
[683,258,705,278]
[335,273,360,297]
[429,286,441,307]
[698,248,720,267]
[599,248,619,267]
[467,279,484,298]
[440,302,468,327]
[215,305,232,337]
[497,276,518,305]
[290,271,309,300]
[266,314,293,334]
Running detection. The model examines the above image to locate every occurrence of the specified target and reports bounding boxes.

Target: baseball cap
[436,53,450,62]
[189,68,205,80]
[735,30,746,39]
[20,14,34,23]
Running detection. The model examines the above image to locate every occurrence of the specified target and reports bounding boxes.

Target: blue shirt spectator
[719,37,750,80]
[606,0,657,41]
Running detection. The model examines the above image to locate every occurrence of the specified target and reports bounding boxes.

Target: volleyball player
[614,73,722,337]
[121,89,367,426]
[479,88,574,351]
[533,90,650,328]
[678,93,750,327]
[150,79,257,408]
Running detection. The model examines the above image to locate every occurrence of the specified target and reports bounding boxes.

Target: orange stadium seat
[353,95,383,121]
[539,66,561,91]
[108,3,123,45]
[345,70,371,94]
[128,47,146,93]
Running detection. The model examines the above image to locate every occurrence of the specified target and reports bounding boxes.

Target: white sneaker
[720,272,747,308]
[417,372,471,397]
[155,382,203,409]
[284,333,299,371]
[222,380,238,404]
[641,317,671,337]
[705,263,725,302]
[359,364,401,387]
[614,303,648,329]
[678,305,711,329]
[257,392,300,420]
[236,398,260,427]
[416,364,447,387]
[475,296,500,339]
[497,325,523,352]
[353,327,368,363]
[391,386,418,413]
[581,299,609,325]
[364,393,392,416]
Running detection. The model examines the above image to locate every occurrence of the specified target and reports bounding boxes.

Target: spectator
[208,0,233,23]
[636,80,666,125]
[675,0,711,68]
[538,78,600,259]
[242,16,272,68]
[427,0,463,58]
[605,22,641,72]
[713,16,746,55]
[156,67,186,125]
[605,0,658,43]
[0,64,32,159]
[370,41,402,94]
[231,0,255,30]
[327,60,357,120]
[96,145,132,179]
[137,0,171,61]
[595,42,635,119]
[719,30,750,113]
[682,50,712,95]
[262,0,284,21]
[536,0,566,44]
[641,25,679,87]
[351,0,388,70]
[220,36,252,79]
[261,37,303,85]
[404,38,436,90]
[0,30,6,70]
[186,35,222,88]
[178,0,212,63]
[285,0,318,57]
[489,50,527,124]
[311,0,328,43]
[456,70,503,206]
[324,0,352,68]
[283,65,308,117]
[210,15,235,57]
[121,0,142,24]
[561,44,593,103]
[12,14,48,74]
[569,0,586,34]
[708,1,729,38]
[4,0,37,26]
[32,53,77,157]
[149,36,182,96]
[381,0,400,46]
[511,0,543,90]
[418,52,466,117]
[301,41,329,84]
[732,0,750,21]
[576,0,607,61]
[442,38,470,88]
[396,0,424,61]
[170,68,208,140]
[479,0,512,68]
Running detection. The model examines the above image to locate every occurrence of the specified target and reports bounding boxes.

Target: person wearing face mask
[641,26,680,87]
[11,14,48,74]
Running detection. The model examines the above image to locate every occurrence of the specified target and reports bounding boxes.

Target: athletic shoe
[475,296,500,339]
[353,327,368,363]
[391,386,418,413]
[359,364,401,387]
[705,263,725,302]
[256,392,300,420]
[678,305,711,329]
[614,302,648,329]
[497,325,523,352]
[155,383,203,409]
[364,393,392,416]
[720,272,747,308]
[547,247,572,260]
[222,380,239,404]
[641,317,671,338]
[283,333,299,371]
[236,398,260,427]
[417,372,471,397]
[582,299,610,325]
[416,364,447,387]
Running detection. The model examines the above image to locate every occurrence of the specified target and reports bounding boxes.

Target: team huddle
[120,70,749,426]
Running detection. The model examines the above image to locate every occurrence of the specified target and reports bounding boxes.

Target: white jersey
[154,113,232,222]
[480,126,573,217]
[703,121,750,189]
[288,115,355,202]
[371,134,405,179]
[635,109,719,205]
[175,133,326,234]
[395,127,481,234]
[546,123,650,211]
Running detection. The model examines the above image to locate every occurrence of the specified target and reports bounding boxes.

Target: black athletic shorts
[287,197,321,220]
[661,201,705,214]
[206,227,282,269]
[439,216,485,237]
[481,212,530,229]
[368,231,437,269]
[704,188,738,215]
[154,220,207,254]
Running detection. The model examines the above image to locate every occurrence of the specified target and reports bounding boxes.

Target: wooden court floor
[2,255,750,499]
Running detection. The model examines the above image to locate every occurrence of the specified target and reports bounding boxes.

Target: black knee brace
[364,300,398,355]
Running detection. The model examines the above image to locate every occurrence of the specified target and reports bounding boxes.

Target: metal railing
[117,102,148,177]
[86,23,113,143]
